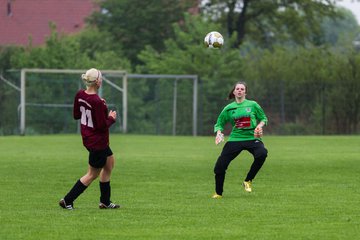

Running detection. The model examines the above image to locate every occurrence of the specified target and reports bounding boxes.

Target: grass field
[0,134,359,239]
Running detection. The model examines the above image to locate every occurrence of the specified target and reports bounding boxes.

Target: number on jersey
[80,106,94,128]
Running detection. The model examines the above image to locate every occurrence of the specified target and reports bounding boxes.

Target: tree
[320,7,359,46]
[329,51,360,133]
[88,0,195,66]
[9,24,130,70]
[201,0,340,48]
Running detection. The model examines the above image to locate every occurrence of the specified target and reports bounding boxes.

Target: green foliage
[0,46,21,71]
[321,7,359,46]
[0,81,19,135]
[0,48,21,134]
[8,25,130,70]
[11,28,87,68]
[201,0,341,47]
[88,0,193,65]
[327,51,360,133]
[0,135,359,239]
[73,28,122,58]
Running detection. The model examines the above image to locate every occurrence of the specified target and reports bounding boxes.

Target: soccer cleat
[211,193,222,199]
[242,181,252,193]
[59,199,74,210]
[99,202,120,209]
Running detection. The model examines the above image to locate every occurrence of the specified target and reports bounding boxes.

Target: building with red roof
[0,0,98,46]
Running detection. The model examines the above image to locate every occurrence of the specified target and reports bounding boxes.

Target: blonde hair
[81,68,102,87]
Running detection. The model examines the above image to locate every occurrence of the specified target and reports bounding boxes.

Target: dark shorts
[87,146,113,168]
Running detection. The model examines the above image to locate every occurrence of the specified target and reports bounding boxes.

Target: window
[7,0,12,17]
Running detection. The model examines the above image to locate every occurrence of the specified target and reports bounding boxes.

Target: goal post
[17,69,198,136]
[19,68,127,135]
[127,74,198,136]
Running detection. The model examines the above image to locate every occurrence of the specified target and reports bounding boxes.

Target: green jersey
[214,99,268,141]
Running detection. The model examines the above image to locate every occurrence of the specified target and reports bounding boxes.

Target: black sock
[100,181,111,205]
[64,180,87,205]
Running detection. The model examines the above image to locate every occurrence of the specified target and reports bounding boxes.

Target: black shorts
[87,146,113,168]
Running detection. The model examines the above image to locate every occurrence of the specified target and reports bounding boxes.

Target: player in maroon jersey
[59,68,120,210]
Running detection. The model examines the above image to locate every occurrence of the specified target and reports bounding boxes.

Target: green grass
[0,135,359,239]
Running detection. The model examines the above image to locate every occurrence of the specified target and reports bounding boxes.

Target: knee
[81,172,99,186]
[86,172,100,181]
[255,148,268,161]
[85,171,100,181]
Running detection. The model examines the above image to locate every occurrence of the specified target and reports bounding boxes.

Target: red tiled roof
[0,0,98,46]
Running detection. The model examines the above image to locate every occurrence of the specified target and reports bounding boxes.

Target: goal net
[18,69,126,135]
[5,69,198,136]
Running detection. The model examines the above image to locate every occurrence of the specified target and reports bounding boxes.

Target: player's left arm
[102,98,117,126]
[254,103,268,137]
[94,100,116,130]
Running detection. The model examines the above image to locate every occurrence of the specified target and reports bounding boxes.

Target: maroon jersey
[73,89,115,150]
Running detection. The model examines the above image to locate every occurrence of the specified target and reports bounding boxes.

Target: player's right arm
[215,130,224,145]
[73,92,81,120]
[214,107,229,145]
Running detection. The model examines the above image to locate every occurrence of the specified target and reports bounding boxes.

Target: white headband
[81,68,102,86]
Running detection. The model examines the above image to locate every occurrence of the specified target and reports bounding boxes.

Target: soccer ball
[204,31,224,49]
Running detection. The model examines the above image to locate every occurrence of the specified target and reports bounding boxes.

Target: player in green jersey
[212,81,268,199]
